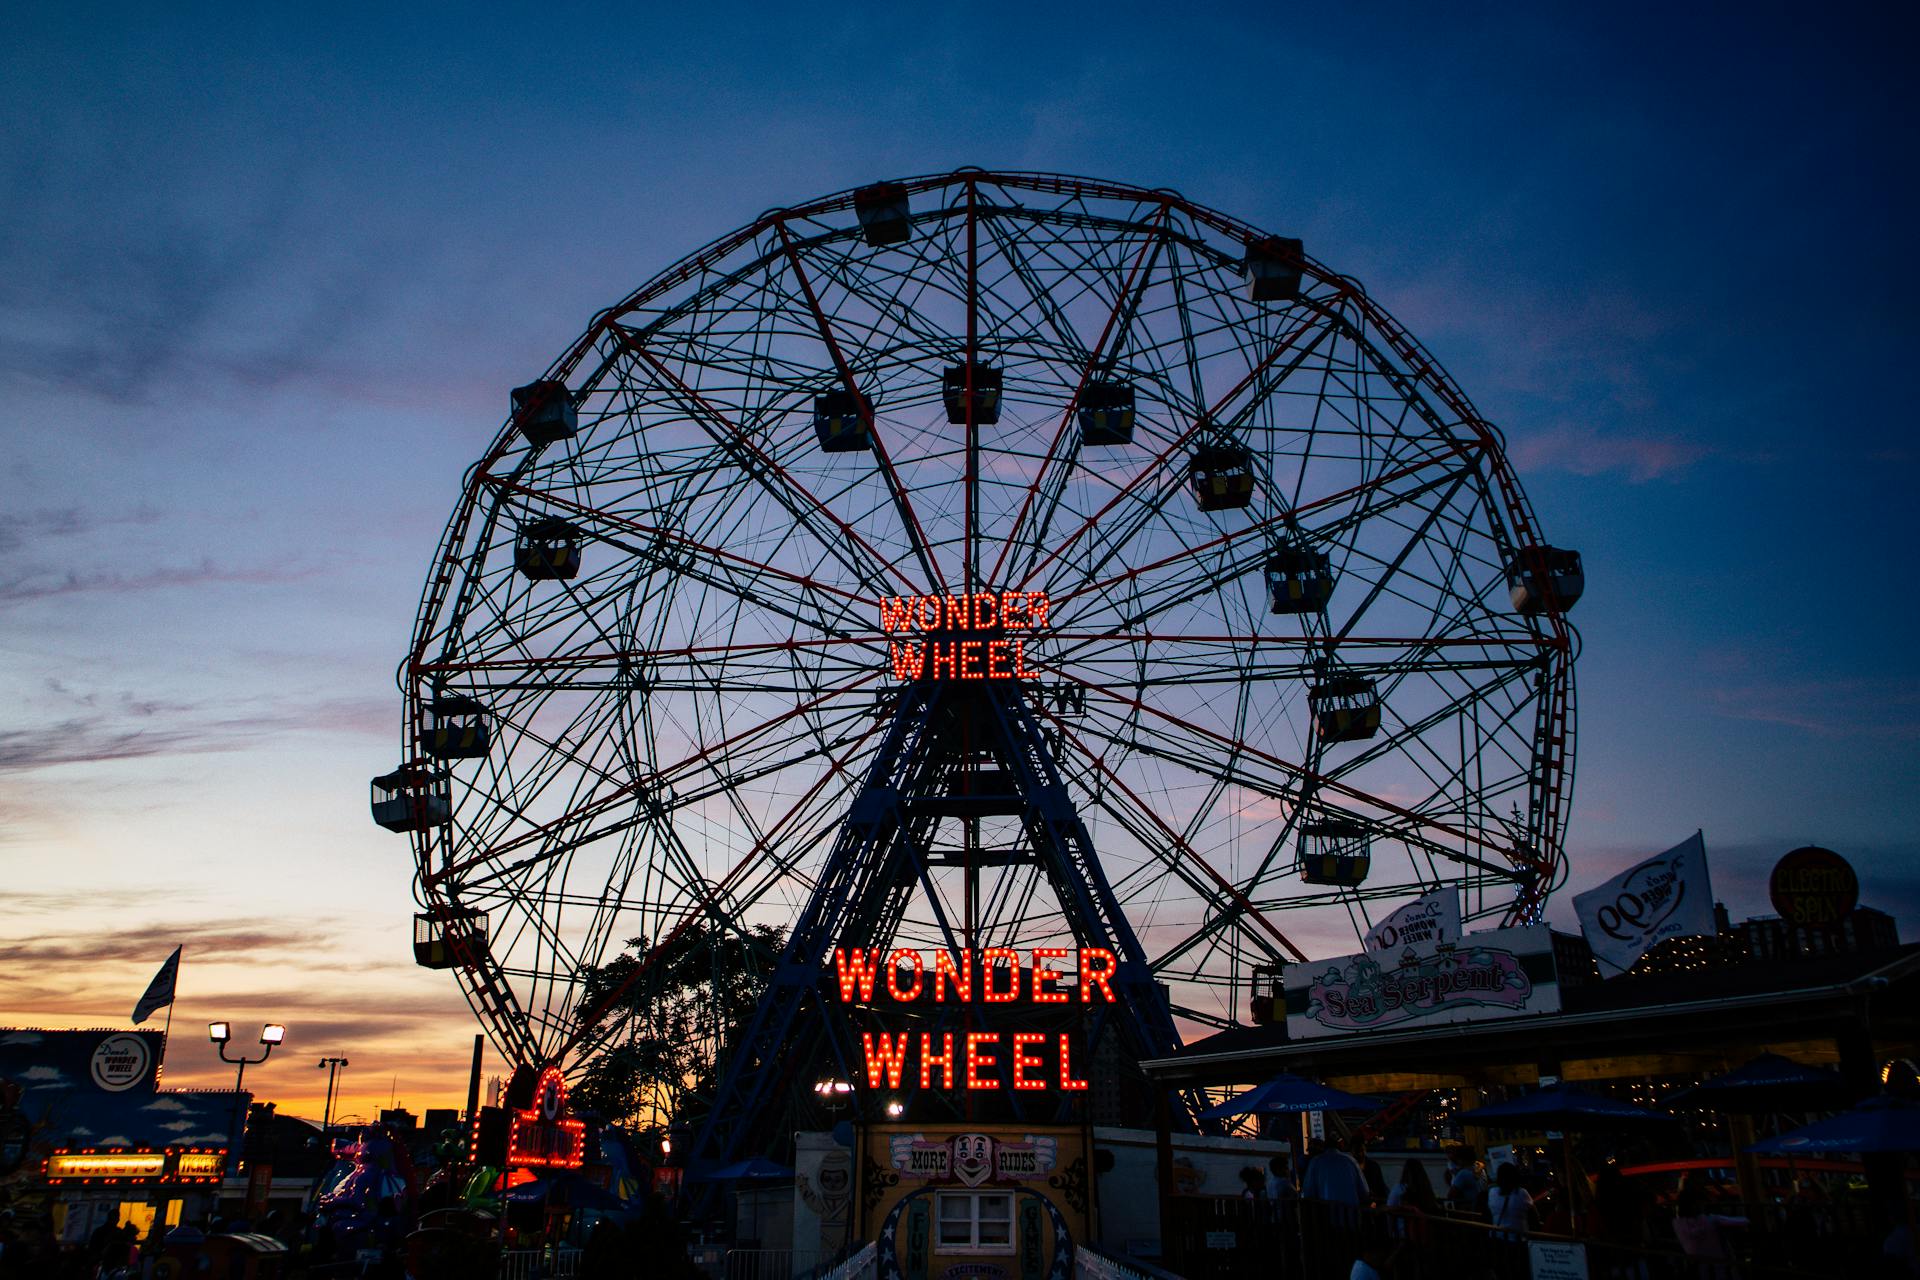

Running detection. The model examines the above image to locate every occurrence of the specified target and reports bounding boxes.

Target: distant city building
[1738,906,1900,961]
[379,1107,417,1130]
[423,1107,460,1134]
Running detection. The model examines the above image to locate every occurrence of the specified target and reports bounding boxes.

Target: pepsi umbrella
[1199,1073,1385,1119]
[705,1157,794,1180]
[1458,1085,1675,1131]
[504,1171,626,1210]
[1672,1054,1849,1113]
[1746,1096,1920,1155]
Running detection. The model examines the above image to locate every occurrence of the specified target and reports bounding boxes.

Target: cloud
[20,1066,65,1083]
[0,558,325,604]
[0,694,393,774]
[1508,424,1708,483]
[1705,678,1920,740]
[0,921,335,968]
[0,507,163,553]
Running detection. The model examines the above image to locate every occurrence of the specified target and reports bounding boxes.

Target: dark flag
[131,946,181,1025]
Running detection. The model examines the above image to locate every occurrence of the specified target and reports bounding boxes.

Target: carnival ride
[373,169,1581,1166]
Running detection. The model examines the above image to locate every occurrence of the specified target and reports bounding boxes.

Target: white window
[935,1191,1014,1252]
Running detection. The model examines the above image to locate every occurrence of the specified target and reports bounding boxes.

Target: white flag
[1573,832,1715,978]
[1363,889,1461,952]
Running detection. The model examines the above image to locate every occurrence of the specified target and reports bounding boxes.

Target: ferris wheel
[373,170,1581,1078]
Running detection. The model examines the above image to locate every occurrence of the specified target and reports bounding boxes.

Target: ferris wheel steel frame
[392,169,1579,1100]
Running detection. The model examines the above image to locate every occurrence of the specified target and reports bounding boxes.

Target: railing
[1161,1196,1865,1280]
[1075,1246,1185,1280]
[723,1247,830,1280]
[816,1241,877,1280]
[498,1245,582,1279]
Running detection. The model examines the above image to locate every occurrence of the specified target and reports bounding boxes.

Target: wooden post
[1154,1088,1176,1270]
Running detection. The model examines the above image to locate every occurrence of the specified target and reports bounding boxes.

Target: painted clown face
[952,1133,993,1187]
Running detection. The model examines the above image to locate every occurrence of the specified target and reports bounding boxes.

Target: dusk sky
[3,5,1913,1120]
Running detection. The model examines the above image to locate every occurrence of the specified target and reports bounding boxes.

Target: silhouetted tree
[570,923,784,1132]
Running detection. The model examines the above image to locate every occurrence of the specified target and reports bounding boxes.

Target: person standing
[1353,1142,1389,1208]
[1301,1138,1369,1206]
[1445,1147,1487,1214]
[1672,1189,1746,1262]
[1486,1163,1535,1238]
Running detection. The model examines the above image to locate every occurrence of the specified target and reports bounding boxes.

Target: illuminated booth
[0,1028,246,1246]
[856,1123,1092,1279]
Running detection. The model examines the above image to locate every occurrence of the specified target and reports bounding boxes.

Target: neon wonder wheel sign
[403,171,1577,1088]
[880,592,1048,681]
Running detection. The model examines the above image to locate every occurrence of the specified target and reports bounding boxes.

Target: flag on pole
[132,946,181,1025]
[1363,888,1461,952]
[1573,832,1716,978]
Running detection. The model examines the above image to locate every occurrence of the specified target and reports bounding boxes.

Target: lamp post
[209,1022,284,1167]
[317,1056,349,1132]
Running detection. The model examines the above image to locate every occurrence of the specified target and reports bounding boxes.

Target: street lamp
[209,1022,284,1172]
[317,1056,350,1132]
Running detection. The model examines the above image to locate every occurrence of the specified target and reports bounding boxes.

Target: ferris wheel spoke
[1016,311,1338,594]
[559,705,896,1063]
[433,669,881,884]
[616,336,921,596]
[990,207,1171,586]
[481,474,876,637]
[1045,663,1525,879]
[1032,704,1304,963]
[774,222,946,591]
[1327,465,1485,642]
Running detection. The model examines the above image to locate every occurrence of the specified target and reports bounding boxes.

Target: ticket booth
[856,1123,1093,1280]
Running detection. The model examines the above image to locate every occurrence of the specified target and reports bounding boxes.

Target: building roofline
[1142,946,1920,1078]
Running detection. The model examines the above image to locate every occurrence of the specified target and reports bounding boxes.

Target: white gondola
[516,517,583,581]
[1309,676,1382,744]
[370,765,451,833]
[426,695,491,760]
[1190,444,1254,512]
[813,389,874,452]
[414,907,489,970]
[1298,819,1371,886]
[943,363,1002,425]
[853,182,911,247]
[1243,236,1305,303]
[510,380,577,446]
[1078,380,1135,445]
[1265,548,1334,614]
[1507,545,1585,614]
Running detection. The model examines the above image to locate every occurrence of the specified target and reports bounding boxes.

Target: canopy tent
[1746,1096,1920,1155]
[1457,1085,1675,1131]
[1672,1053,1849,1113]
[704,1157,794,1181]
[1198,1073,1385,1119]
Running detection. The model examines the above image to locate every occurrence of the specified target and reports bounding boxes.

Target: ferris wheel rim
[393,168,1579,1068]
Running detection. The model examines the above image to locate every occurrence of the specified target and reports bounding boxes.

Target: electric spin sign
[879,592,1050,681]
[835,946,1114,1093]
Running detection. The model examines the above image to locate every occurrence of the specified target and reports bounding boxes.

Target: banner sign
[886,1132,1059,1185]
[1284,926,1559,1040]
[1362,889,1461,953]
[1573,832,1716,978]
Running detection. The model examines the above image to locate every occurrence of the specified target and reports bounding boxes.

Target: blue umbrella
[1672,1054,1848,1113]
[1458,1085,1675,1131]
[1747,1096,1920,1155]
[1198,1073,1384,1119]
[705,1157,794,1180]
